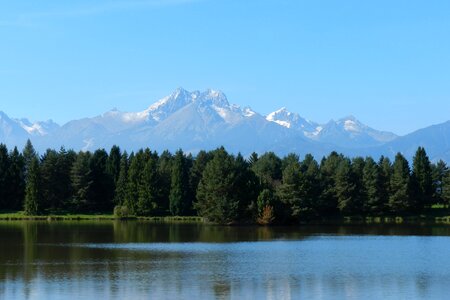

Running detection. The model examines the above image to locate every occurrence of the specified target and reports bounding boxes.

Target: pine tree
[335,159,358,214]
[22,139,37,176]
[8,147,26,210]
[195,148,240,224]
[70,152,92,212]
[114,152,129,206]
[412,147,433,210]
[248,152,259,167]
[125,152,141,214]
[137,150,160,216]
[251,152,282,189]
[89,149,114,212]
[158,150,172,213]
[300,154,322,216]
[443,171,450,206]
[24,157,41,215]
[389,153,412,213]
[431,160,448,204]
[0,144,10,209]
[318,152,343,215]
[363,157,383,214]
[169,150,190,216]
[277,160,304,221]
[378,156,392,212]
[107,145,122,185]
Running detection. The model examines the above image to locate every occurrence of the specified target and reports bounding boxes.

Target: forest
[0,140,450,224]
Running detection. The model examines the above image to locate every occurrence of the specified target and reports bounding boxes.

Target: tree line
[0,140,450,224]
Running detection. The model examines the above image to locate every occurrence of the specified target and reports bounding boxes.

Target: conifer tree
[0,144,10,209]
[443,171,450,206]
[169,150,190,215]
[277,160,304,220]
[70,152,92,212]
[195,148,240,224]
[363,157,383,213]
[22,139,36,176]
[137,150,160,215]
[107,145,122,185]
[412,147,433,209]
[431,160,448,204]
[335,158,358,213]
[389,153,412,213]
[8,147,26,210]
[24,157,41,215]
[114,152,129,206]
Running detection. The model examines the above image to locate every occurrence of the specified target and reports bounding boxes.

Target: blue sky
[1,0,449,135]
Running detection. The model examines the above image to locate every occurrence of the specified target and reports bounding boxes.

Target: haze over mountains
[1,88,449,162]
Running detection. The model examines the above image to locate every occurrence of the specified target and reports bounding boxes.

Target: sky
[1,0,449,135]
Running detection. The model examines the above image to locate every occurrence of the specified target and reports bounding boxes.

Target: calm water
[2,222,450,299]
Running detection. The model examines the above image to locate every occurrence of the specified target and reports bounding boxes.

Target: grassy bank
[0,211,204,222]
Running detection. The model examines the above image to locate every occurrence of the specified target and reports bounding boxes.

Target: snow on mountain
[3,88,450,162]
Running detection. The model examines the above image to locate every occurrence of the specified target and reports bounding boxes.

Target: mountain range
[1,88,449,162]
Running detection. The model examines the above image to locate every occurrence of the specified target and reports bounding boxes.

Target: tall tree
[136,149,161,216]
[169,150,190,215]
[335,158,358,214]
[378,156,392,212]
[89,149,114,212]
[431,160,448,204]
[70,151,92,212]
[318,152,343,215]
[114,152,129,206]
[107,145,122,186]
[389,153,412,213]
[252,152,282,189]
[363,157,384,214]
[277,159,304,221]
[411,147,433,210]
[22,139,37,176]
[24,157,41,215]
[8,147,26,210]
[195,148,241,224]
[0,144,10,209]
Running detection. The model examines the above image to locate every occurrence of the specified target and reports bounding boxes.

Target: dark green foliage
[70,151,92,212]
[107,146,122,185]
[443,171,450,205]
[412,147,433,209]
[169,150,191,216]
[24,157,41,215]
[0,144,11,208]
[389,153,413,212]
[335,159,358,213]
[114,152,129,206]
[0,141,446,223]
[89,149,114,212]
[362,157,384,213]
[432,160,448,204]
[8,147,26,210]
[195,148,245,224]
[277,159,303,221]
[252,152,282,189]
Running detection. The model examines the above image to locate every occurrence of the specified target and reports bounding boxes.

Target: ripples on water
[1,222,450,299]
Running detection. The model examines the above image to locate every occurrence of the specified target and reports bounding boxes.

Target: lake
[1,222,450,299]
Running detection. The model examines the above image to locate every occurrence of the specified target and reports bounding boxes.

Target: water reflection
[2,222,450,299]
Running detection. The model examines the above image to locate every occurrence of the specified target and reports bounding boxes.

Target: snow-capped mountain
[0,87,449,161]
[265,109,397,148]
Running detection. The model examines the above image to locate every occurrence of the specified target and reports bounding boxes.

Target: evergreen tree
[412,147,433,210]
[318,152,343,215]
[277,159,304,221]
[8,147,26,210]
[378,156,392,212]
[195,148,241,224]
[136,149,161,216]
[158,150,172,213]
[431,160,448,204]
[89,149,114,212]
[22,139,37,176]
[70,152,92,212]
[443,171,450,206]
[169,150,190,215]
[363,157,383,214]
[300,154,322,216]
[114,152,129,206]
[389,153,412,213]
[335,158,358,214]
[24,157,41,215]
[107,145,122,185]
[252,152,282,189]
[125,152,141,214]
[0,144,10,209]
[248,152,259,167]
[189,150,213,205]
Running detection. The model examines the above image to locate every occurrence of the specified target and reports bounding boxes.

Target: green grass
[0,211,204,222]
